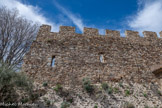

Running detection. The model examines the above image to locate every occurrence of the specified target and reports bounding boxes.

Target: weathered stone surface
[22,25,162,87]
[143,31,158,38]
[125,30,140,38]
[105,30,120,37]
[84,27,99,36]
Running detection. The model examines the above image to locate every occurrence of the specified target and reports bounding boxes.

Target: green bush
[21,97,29,103]
[53,84,63,93]
[119,82,123,87]
[61,101,70,108]
[0,62,33,103]
[144,105,150,108]
[101,83,108,90]
[107,87,113,94]
[123,102,135,108]
[125,90,130,96]
[46,100,51,106]
[43,82,48,87]
[157,90,161,96]
[114,87,119,93]
[43,97,47,101]
[82,77,91,85]
[143,92,147,98]
[30,93,39,101]
[94,104,98,108]
[66,97,73,103]
[82,78,94,93]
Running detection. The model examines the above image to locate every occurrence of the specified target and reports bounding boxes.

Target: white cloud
[128,0,162,35]
[0,0,60,31]
[53,0,85,32]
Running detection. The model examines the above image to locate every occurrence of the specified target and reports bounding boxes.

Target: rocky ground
[30,80,162,108]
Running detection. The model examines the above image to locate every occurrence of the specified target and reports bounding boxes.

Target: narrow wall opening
[99,53,105,63]
[51,56,55,67]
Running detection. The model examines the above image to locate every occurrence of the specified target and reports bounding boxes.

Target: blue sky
[1,0,162,36]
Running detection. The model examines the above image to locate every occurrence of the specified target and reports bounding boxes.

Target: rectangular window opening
[99,52,105,63]
[100,55,104,63]
[51,56,55,67]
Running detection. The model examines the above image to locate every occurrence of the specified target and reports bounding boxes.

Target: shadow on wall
[151,62,162,90]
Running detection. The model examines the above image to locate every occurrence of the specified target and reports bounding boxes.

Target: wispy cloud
[127,0,162,34]
[53,0,85,32]
[0,0,60,31]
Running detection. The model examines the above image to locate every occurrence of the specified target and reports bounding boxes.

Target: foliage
[43,97,47,101]
[101,82,108,90]
[113,87,119,93]
[46,100,51,106]
[61,101,70,108]
[125,90,130,96]
[94,104,98,108]
[157,90,161,96]
[143,92,147,98]
[82,78,94,93]
[30,93,39,101]
[101,82,114,94]
[43,82,48,87]
[21,97,29,103]
[123,102,135,108]
[0,62,33,103]
[53,84,63,93]
[119,82,123,87]
[144,105,150,108]
[107,87,113,94]
[66,96,73,103]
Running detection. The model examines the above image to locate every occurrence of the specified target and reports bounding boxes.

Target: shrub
[119,82,123,87]
[144,105,150,108]
[14,72,33,91]
[21,97,29,103]
[143,92,147,98]
[82,78,94,93]
[43,97,47,101]
[61,101,70,108]
[101,82,108,90]
[53,84,63,93]
[157,90,161,96]
[30,93,39,101]
[107,87,113,94]
[125,90,130,96]
[0,62,33,103]
[43,82,48,87]
[114,87,119,93]
[46,100,51,106]
[84,83,94,93]
[123,102,135,108]
[66,96,73,103]
[94,104,98,108]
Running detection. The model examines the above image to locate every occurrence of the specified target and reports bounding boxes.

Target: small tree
[82,78,94,93]
[0,6,38,68]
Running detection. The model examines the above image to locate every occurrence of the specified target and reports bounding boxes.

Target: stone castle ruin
[22,25,162,89]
